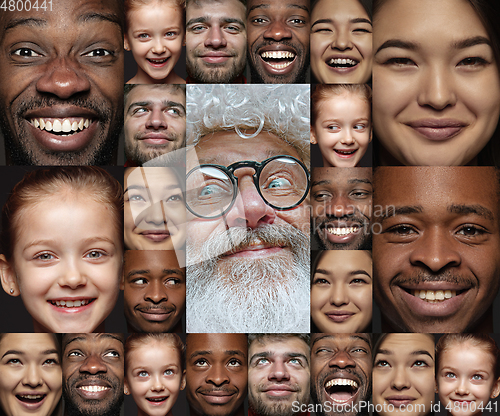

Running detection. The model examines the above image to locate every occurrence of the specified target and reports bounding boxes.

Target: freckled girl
[437,334,500,416]
[125,333,186,416]
[311,84,372,167]
[0,167,123,333]
[125,0,186,84]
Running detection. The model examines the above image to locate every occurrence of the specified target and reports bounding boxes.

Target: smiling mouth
[147,57,169,64]
[327,58,358,68]
[30,118,93,136]
[146,397,168,403]
[326,225,360,236]
[335,149,357,156]
[16,394,46,403]
[79,386,109,393]
[409,289,463,302]
[260,51,296,69]
[50,299,95,308]
[325,379,359,404]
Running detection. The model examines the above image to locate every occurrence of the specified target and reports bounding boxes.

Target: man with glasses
[185,84,310,333]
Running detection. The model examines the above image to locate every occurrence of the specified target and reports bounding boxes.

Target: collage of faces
[1,0,500,416]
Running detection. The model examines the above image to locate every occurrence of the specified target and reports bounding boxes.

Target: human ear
[490,377,500,398]
[124,34,131,51]
[310,127,318,144]
[369,128,373,143]
[124,378,131,395]
[0,255,19,297]
[180,370,186,390]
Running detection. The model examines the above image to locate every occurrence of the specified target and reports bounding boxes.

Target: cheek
[167,39,184,57]
[277,206,310,235]
[311,286,329,312]
[44,367,63,391]
[169,288,186,309]
[350,286,372,312]
[356,131,371,147]
[131,41,150,59]
[356,37,373,60]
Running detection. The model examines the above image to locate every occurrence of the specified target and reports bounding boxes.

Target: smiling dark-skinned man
[0,0,124,165]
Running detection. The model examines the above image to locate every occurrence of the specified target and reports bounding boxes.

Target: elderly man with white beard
[185,84,310,333]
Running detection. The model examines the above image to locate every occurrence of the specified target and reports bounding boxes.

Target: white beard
[186,224,310,333]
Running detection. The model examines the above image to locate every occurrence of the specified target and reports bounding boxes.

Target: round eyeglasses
[186,155,310,219]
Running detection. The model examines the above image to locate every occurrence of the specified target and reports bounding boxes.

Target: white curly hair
[186,84,311,168]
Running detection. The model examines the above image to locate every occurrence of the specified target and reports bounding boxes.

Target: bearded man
[185,84,310,332]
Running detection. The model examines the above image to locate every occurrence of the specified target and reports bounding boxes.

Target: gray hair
[186,84,311,167]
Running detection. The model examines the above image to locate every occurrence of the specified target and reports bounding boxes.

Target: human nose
[141,201,168,226]
[224,173,276,229]
[269,360,290,382]
[23,363,43,388]
[263,20,292,41]
[328,350,355,369]
[456,378,469,395]
[151,374,166,392]
[340,130,355,145]
[58,260,87,289]
[324,194,355,218]
[36,57,91,100]
[332,28,352,50]
[206,364,229,386]
[151,37,167,54]
[417,65,457,110]
[391,366,411,390]
[145,107,168,130]
[79,354,107,374]
[145,279,168,304]
[205,25,227,49]
[330,283,349,306]
[409,228,461,272]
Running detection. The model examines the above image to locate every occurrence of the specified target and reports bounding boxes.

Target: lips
[224,239,285,258]
[385,395,416,407]
[258,48,297,72]
[50,299,95,308]
[406,119,467,141]
[146,396,169,404]
[140,230,171,242]
[76,380,111,400]
[136,305,175,322]
[147,57,169,67]
[324,376,360,405]
[24,107,100,152]
[334,148,358,158]
[325,310,355,323]
[199,389,237,405]
[138,133,173,145]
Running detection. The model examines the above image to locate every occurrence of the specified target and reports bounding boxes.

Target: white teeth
[325,379,359,389]
[53,299,90,308]
[20,395,43,399]
[326,226,359,236]
[52,119,62,132]
[62,119,72,133]
[79,386,109,392]
[30,118,91,134]
[412,289,457,302]
[261,51,296,59]
[328,58,357,66]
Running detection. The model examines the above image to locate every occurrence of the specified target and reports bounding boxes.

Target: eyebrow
[124,183,181,193]
[378,205,423,222]
[250,351,309,364]
[127,100,186,115]
[312,334,370,348]
[4,17,47,32]
[311,17,371,29]
[375,39,419,55]
[315,268,372,279]
[190,349,246,359]
[248,3,309,13]
[126,268,184,278]
[187,16,245,27]
[23,236,116,253]
[377,349,434,360]
[448,203,494,221]
[76,11,122,30]
[311,178,372,188]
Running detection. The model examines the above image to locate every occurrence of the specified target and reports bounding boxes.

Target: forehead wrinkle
[312,334,370,349]
[4,17,47,32]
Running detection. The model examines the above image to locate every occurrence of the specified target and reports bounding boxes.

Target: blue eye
[268,178,292,188]
[200,184,227,197]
